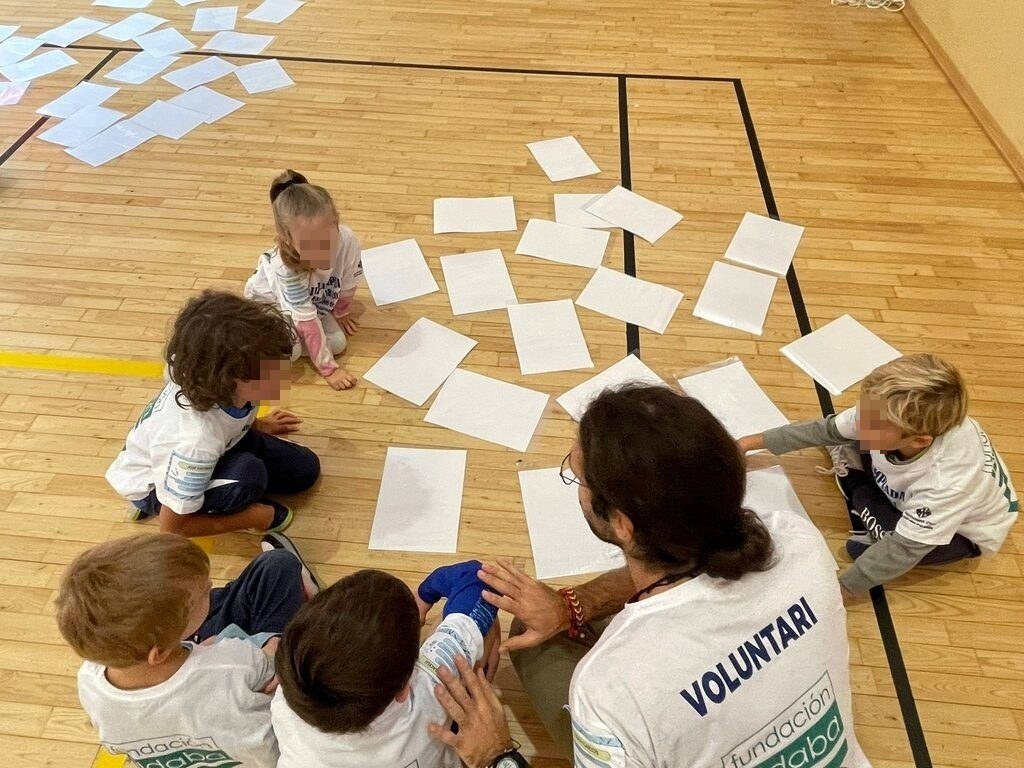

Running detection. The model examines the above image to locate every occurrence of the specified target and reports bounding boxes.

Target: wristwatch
[490,747,530,768]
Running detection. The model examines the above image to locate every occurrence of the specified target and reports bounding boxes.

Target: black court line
[732,80,934,768]
[617,76,641,356]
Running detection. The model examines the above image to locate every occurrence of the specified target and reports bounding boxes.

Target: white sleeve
[832,407,859,440]
[337,227,363,292]
[157,443,222,515]
[569,709,628,768]
[896,485,973,546]
[415,614,483,685]
[271,266,318,323]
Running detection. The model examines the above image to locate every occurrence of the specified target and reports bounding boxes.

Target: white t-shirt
[834,408,1018,553]
[105,382,256,515]
[244,225,363,323]
[569,511,871,768]
[77,639,277,768]
[272,613,483,768]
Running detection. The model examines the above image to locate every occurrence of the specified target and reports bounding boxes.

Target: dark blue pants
[193,549,305,642]
[137,428,320,516]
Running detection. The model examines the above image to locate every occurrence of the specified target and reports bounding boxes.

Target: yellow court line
[91,748,127,768]
[0,351,164,379]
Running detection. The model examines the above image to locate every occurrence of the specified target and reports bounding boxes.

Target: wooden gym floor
[1,1,1022,766]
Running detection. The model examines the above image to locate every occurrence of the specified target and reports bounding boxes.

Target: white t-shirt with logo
[77,639,277,768]
[834,408,1018,553]
[271,613,483,768]
[569,511,871,768]
[105,382,256,515]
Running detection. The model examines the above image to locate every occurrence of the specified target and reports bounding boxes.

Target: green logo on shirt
[107,735,241,768]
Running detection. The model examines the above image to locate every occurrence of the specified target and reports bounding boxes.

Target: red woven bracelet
[559,587,586,639]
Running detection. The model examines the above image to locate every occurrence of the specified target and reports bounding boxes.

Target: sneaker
[127,503,158,522]
[816,444,863,500]
[260,531,322,599]
[262,498,293,533]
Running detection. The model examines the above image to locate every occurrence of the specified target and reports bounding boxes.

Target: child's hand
[257,409,302,435]
[260,675,280,695]
[339,315,359,336]
[325,368,357,391]
[478,622,501,682]
[415,593,433,626]
[736,434,764,455]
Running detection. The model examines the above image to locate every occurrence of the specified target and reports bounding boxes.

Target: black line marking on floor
[618,76,641,356]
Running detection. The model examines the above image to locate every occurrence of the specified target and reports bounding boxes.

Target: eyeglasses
[560,453,583,487]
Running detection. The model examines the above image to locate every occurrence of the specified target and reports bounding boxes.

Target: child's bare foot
[325,368,357,390]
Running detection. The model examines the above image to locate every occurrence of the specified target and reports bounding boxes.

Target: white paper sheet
[36,18,109,47]
[526,135,601,182]
[556,354,665,420]
[723,212,804,277]
[135,27,195,56]
[369,447,466,553]
[425,369,549,452]
[131,99,207,139]
[245,0,305,23]
[584,185,683,244]
[167,85,243,123]
[94,0,152,7]
[744,466,810,523]
[780,314,901,396]
[0,81,29,105]
[363,318,477,406]
[553,193,612,229]
[193,6,237,32]
[162,56,236,90]
[0,26,19,43]
[360,238,439,306]
[515,218,610,269]
[65,119,156,166]
[176,0,209,5]
[576,266,683,334]
[433,196,517,234]
[678,359,788,441]
[508,300,593,375]
[519,468,625,579]
[202,31,274,54]
[98,12,166,42]
[440,249,518,316]
[37,82,118,118]
[234,58,293,94]
[104,51,178,84]
[0,50,76,82]
[692,260,777,336]
[0,36,41,67]
[37,105,124,147]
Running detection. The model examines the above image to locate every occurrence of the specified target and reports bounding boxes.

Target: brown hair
[276,570,421,734]
[165,290,294,411]
[578,385,774,580]
[861,353,968,437]
[270,170,339,271]
[56,534,210,668]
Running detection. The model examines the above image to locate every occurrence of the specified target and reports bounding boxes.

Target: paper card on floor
[780,314,901,396]
[202,31,274,54]
[519,468,625,579]
[98,12,166,42]
[363,317,477,406]
[515,218,610,269]
[723,212,805,277]
[440,249,517,315]
[583,185,682,243]
[744,466,810,523]
[36,18,109,47]
[37,105,124,147]
[556,353,665,420]
[95,0,152,7]
[526,135,600,182]
[65,119,156,166]
[433,196,517,234]
[234,59,293,94]
[678,359,788,440]
[425,369,549,452]
[135,27,195,56]
[0,50,76,82]
[369,447,466,553]
[245,0,305,23]
[360,238,439,305]
[0,81,29,105]
[104,51,178,84]
[167,85,243,123]
[576,266,683,334]
[0,37,42,67]
[193,6,237,32]
[508,300,593,375]
[37,82,118,118]
[162,56,236,90]
[0,26,19,43]
[553,193,612,229]
[176,0,209,5]
[692,261,777,336]
[131,100,207,139]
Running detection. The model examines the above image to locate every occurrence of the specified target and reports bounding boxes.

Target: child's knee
[291,449,321,491]
[255,547,301,576]
[326,330,347,356]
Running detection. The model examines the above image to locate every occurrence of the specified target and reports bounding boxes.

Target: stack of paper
[434,196,517,234]
[584,186,682,243]
[508,300,593,375]
[677,359,788,441]
[439,249,518,315]
[360,239,439,305]
[576,266,683,334]
[515,219,609,269]
[692,260,777,335]
[556,354,665,420]
[526,136,600,182]
[723,212,804,277]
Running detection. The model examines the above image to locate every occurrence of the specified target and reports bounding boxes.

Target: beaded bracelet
[559,587,586,639]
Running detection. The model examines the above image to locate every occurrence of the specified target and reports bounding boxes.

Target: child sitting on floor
[738,353,1018,595]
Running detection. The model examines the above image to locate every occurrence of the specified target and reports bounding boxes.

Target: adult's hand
[428,654,513,768]
[479,559,569,653]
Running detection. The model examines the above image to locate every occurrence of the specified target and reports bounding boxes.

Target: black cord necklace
[627,566,700,604]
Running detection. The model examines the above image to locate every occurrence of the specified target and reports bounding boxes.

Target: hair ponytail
[268,170,339,270]
[700,508,775,580]
[270,169,309,203]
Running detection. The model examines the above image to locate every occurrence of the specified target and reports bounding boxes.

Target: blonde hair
[56,534,210,668]
[861,354,968,437]
[269,170,339,271]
